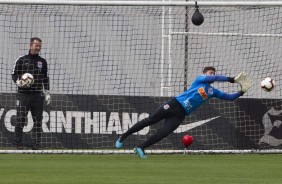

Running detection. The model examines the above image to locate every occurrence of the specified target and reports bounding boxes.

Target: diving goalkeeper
[115,66,253,158]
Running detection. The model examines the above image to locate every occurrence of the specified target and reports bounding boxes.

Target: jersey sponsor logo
[37,61,43,69]
[163,104,170,110]
[208,87,213,95]
[259,107,282,146]
[174,116,220,133]
[184,99,192,110]
[198,87,208,100]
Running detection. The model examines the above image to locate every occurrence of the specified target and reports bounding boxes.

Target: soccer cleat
[134,147,147,159]
[115,137,123,149]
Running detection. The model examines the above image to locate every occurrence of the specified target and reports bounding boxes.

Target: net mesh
[0,3,281,152]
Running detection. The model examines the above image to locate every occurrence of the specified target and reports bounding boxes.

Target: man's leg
[115,104,169,149]
[133,116,184,158]
[138,116,184,150]
[115,115,161,148]
[30,94,44,150]
[119,104,170,142]
[14,93,29,149]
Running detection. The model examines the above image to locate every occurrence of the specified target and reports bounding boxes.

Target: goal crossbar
[172,32,282,38]
[1,0,282,6]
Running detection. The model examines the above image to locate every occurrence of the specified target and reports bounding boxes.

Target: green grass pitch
[1,153,282,184]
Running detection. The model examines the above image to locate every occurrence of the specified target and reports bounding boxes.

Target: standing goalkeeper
[12,37,50,150]
[115,67,253,158]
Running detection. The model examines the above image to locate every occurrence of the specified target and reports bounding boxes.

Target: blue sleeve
[203,75,230,83]
[214,89,242,101]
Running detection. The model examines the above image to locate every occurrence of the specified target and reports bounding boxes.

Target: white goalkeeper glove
[239,77,253,93]
[16,79,27,88]
[234,72,247,83]
[43,90,51,105]
[228,72,247,83]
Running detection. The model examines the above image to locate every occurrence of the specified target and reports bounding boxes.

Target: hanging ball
[192,8,204,26]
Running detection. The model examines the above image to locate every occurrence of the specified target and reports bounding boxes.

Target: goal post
[0,1,282,154]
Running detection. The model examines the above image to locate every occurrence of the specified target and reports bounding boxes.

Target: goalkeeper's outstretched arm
[214,75,253,101]
[203,72,246,83]
[217,91,243,101]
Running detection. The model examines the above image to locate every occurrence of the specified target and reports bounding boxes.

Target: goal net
[0,1,281,154]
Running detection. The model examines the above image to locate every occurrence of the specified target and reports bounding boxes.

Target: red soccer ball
[182,135,193,148]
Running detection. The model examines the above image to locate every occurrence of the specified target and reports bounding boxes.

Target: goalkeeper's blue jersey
[175,75,241,115]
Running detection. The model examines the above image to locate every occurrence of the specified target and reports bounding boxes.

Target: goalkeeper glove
[43,90,51,105]
[235,72,247,83]
[228,72,247,83]
[239,77,253,93]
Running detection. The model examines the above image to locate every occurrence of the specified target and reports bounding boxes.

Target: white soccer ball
[261,77,275,92]
[21,73,34,87]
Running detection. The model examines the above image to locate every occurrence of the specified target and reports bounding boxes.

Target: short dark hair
[203,66,216,74]
[30,37,42,44]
